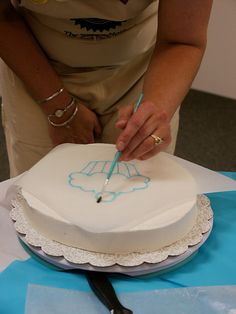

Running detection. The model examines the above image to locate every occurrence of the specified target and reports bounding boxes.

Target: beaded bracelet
[47,97,78,127]
[38,87,64,105]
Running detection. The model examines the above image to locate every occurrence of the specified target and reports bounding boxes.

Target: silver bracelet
[47,97,75,120]
[38,87,64,104]
[47,97,78,127]
[48,105,78,127]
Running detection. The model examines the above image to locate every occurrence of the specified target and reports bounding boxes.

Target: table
[0,172,235,313]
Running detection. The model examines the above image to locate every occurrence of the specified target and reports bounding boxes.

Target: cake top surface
[17,143,197,233]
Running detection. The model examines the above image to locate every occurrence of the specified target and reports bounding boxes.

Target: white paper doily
[10,194,213,268]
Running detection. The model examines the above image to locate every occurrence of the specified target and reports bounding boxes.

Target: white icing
[16,143,198,254]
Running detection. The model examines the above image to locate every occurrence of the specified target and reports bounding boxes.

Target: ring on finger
[150,134,164,146]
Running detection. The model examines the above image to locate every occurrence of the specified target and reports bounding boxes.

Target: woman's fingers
[121,124,170,161]
[49,120,95,146]
[116,103,135,130]
[119,112,168,159]
[116,101,155,151]
[116,101,171,160]
[138,131,171,160]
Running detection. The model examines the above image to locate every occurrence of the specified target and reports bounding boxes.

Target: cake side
[20,189,197,254]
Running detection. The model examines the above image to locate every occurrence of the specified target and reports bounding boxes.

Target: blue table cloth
[0,173,235,314]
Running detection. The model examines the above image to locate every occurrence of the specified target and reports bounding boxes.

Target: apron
[0,0,179,177]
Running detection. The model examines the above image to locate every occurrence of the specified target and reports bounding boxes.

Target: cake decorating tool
[97,93,143,203]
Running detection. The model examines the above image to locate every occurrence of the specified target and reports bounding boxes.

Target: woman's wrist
[37,87,65,105]
[40,88,72,115]
[39,88,79,126]
[142,88,180,122]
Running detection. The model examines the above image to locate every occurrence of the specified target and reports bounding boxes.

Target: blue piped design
[68,160,150,203]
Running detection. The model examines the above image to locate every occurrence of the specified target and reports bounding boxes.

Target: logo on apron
[30,0,48,4]
[30,0,128,4]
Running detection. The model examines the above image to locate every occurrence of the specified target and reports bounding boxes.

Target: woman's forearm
[143,42,205,119]
[143,0,212,120]
[0,3,70,114]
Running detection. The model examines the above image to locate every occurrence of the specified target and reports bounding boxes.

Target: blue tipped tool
[97,93,143,203]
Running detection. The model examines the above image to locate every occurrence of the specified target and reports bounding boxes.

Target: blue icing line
[125,163,131,178]
[130,163,139,176]
[116,162,120,174]
[68,161,150,203]
[80,161,93,174]
[88,160,98,174]
[101,160,107,173]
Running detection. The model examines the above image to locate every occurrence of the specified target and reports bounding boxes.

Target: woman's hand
[48,101,102,146]
[116,101,171,161]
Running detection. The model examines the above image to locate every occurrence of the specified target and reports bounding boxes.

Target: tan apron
[0,0,179,177]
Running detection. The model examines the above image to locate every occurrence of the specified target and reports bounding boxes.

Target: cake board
[16,222,212,277]
[10,191,214,277]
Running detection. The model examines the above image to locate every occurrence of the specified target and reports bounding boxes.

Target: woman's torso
[16,0,158,67]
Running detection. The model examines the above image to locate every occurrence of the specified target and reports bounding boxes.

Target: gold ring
[150,134,164,146]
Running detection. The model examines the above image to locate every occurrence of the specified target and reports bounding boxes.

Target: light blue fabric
[220,172,236,180]
[0,173,235,314]
[24,284,236,314]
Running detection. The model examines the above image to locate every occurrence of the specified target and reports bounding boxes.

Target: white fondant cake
[15,143,198,254]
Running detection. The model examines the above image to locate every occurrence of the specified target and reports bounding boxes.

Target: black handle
[86,271,133,313]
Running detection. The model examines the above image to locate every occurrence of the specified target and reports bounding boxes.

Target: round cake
[15,143,198,254]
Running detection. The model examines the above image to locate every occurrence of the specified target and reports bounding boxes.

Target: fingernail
[116,121,126,129]
[122,154,131,161]
[117,119,126,125]
[117,141,125,151]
